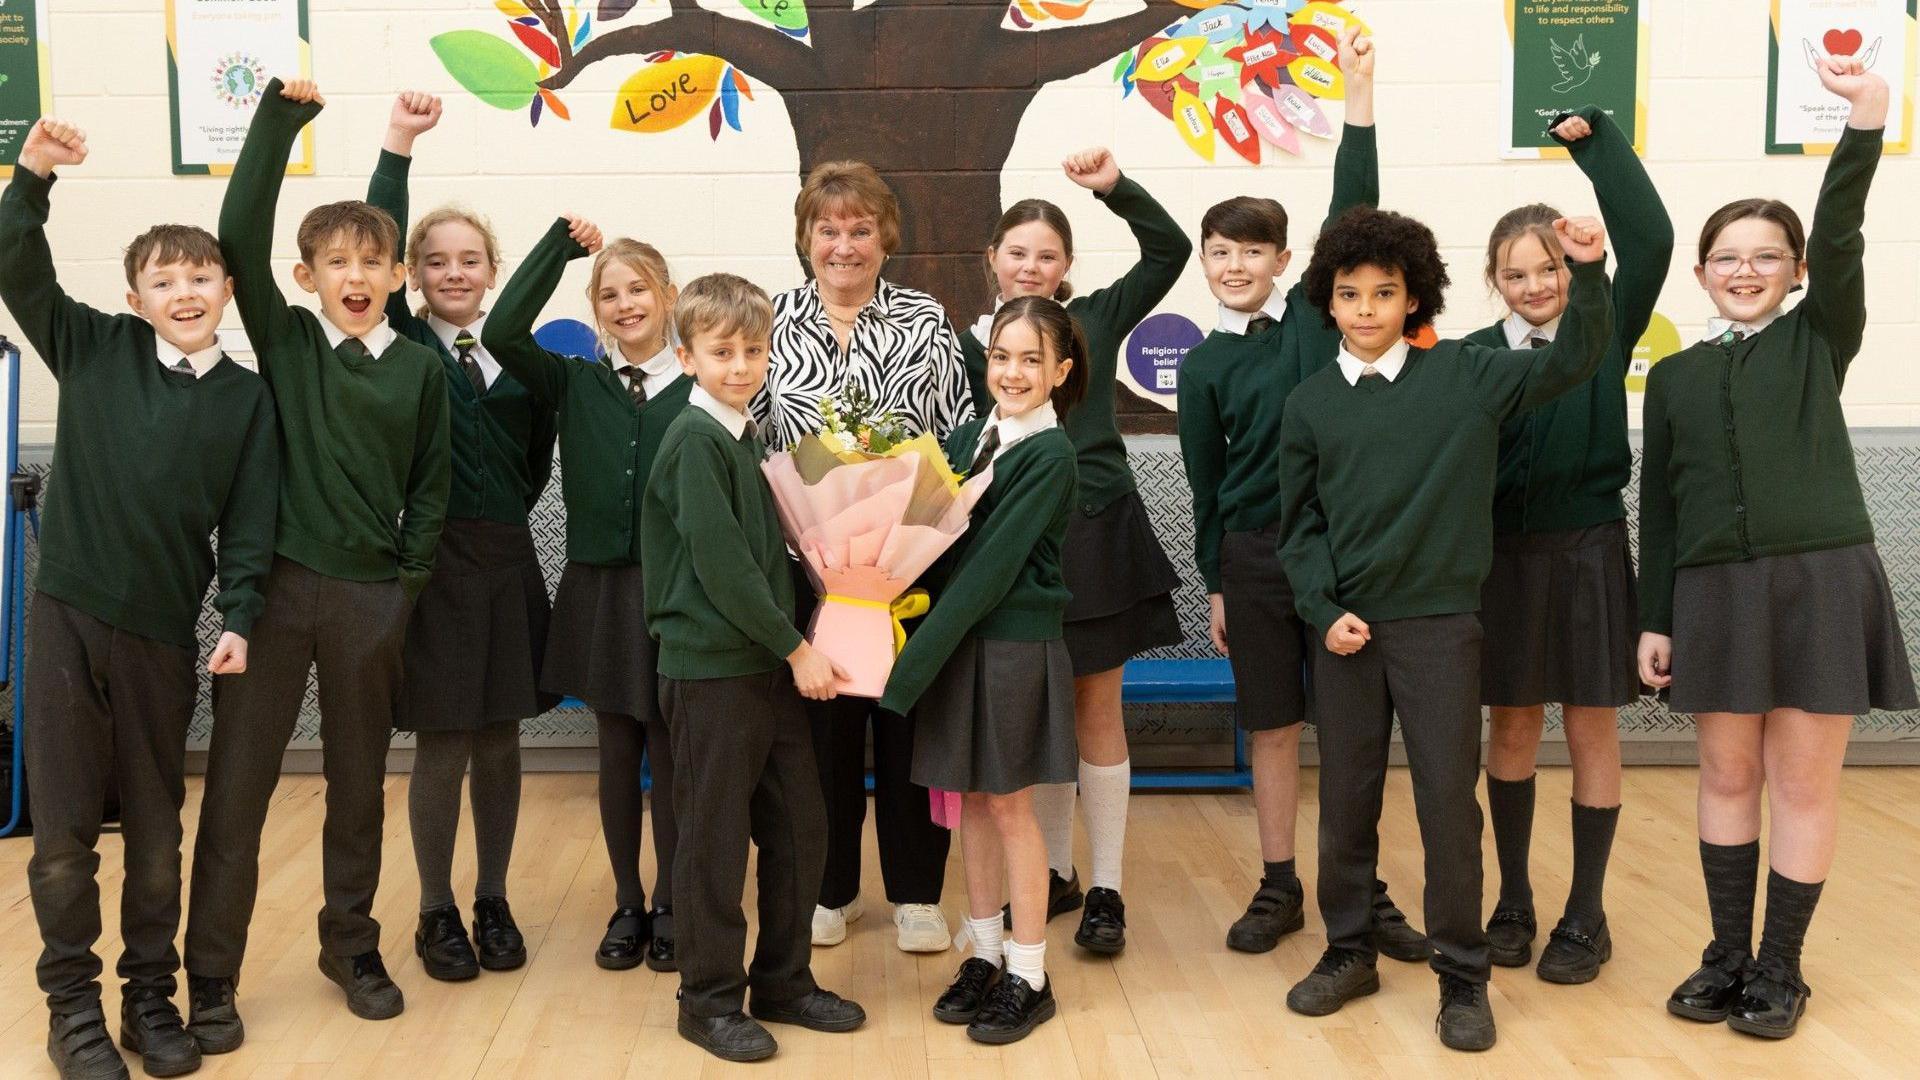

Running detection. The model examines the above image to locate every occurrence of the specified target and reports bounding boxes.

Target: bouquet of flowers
[761,388,993,698]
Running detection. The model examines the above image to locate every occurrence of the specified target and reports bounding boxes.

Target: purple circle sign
[1125,312,1204,396]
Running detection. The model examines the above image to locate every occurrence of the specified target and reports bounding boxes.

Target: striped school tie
[968,426,1001,475]
[1246,314,1276,336]
[454,331,487,396]
[617,365,648,408]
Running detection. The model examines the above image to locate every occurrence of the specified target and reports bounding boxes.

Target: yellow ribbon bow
[822,588,932,654]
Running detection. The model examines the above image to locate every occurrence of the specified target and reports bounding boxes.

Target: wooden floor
[2,766,1917,1078]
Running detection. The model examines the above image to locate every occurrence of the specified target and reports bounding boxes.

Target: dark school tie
[742,417,759,445]
[171,357,195,374]
[968,426,1001,476]
[1529,336,1550,349]
[1717,329,1751,346]
[454,330,487,396]
[1246,314,1276,336]
[336,337,373,363]
[617,365,648,408]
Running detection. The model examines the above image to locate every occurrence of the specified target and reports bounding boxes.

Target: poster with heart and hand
[1767,0,1915,154]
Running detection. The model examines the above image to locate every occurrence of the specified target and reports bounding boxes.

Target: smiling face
[1695,216,1805,325]
[294,229,403,339]
[1493,230,1570,327]
[806,210,886,300]
[1330,263,1417,361]
[126,257,232,354]
[593,259,675,360]
[985,316,1071,419]
[988,220,1072,302]
[677,325,770,413]
[1201,232,1290,314]
[411,219,497,327]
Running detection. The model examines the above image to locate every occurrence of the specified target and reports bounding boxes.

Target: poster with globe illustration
[1767,0,1915,154]
[1503,0,1648,158]
[167,0,311,175]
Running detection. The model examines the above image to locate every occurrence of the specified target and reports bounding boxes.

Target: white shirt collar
[1336,338,1411,386]
[614,341,682,398]
[318,314,397,358]
[982,400,1058,464]
[1703,309,1784,343]
[428,311,500,387]
[154,332,224,378]
[1215,290,1288,335]
[1502,311,1560,349]
[689,383,751,440]
[969,295,1011,347]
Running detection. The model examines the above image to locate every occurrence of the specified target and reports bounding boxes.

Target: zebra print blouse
[754,278,975,450]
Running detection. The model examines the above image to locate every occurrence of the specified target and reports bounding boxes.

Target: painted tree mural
[433,0,1366,318]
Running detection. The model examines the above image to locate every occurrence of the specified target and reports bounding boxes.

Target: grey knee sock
[410,730,473,912]
[469,721,523,901]
[1485,774,1536,910]
[1700,839,1761,955]
[1757,869,1825,977]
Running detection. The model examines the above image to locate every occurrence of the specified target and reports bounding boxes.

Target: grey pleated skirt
[1479,519,1641,709]
[1061,490,1183,676]
[910,636,1079,795]
[1219,524,1310,730]
[1669,542,1917,716]
[397,517,558,732]
[540,560,660,720]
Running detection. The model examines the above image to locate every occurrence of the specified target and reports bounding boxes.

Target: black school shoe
[1074,887,1126,955]
[1286,947,1380,1016]
[933,957,1001,1024]
[472,897,528,971]
[1370,883,1435,963]
[595,906,650,971]
[1003,869,1085,929]
[750,988,867,1033]
[1226,877,1306,954]
[1666,942,1750,1023]
[678,1010,776,1063]
[965,973,1056,1045]
[1727,958,1810,1039]
[416,904,481,982]
[645,908,676,972]
[1537,913,1611,984]
[318,950,405,1021]
[184,976,242,1055]
[1436,974,1497,1051]
[118,990,200,1078]
[1486,905,1537,968]
[48,1006,129,1080]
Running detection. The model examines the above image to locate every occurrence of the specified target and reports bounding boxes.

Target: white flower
[832,431,859,453]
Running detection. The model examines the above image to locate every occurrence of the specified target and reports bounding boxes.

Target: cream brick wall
[6,0,1919,442]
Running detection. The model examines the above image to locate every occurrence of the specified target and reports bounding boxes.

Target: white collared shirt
[428,311,501,388]
[979,399,1059,468]
[1336,338,1410,385]
[1703,309,1784,343]
[318,314,397,359]
[1216,291,1288,335]
[613,342,682,399]
[1501,311,1560,349]
[689,383,751,440]
[155,332,224,379]
[969,296,1009,347]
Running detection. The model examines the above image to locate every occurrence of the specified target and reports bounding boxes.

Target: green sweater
[367,150,556,527]
[486,218,693,565]
[0,169,279,649]
[959,172,1192,515]
[1177,124,1380,591]
[1278,260,1613,638]
[1637,124,1884,635]
[1464,106,1674,535]
[642,405,805,679]
[222,82,451,598]
[879,420,1077,715]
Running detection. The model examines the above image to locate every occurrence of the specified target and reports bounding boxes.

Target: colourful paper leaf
[612,54,726,133]
[1173,0,1230,9]
[1214,96,1260,164]
[741,0,807,32]
[1179,5,1247,44]
[1291,1,1368,38]
[495,0,534,18]
[1241,87,1303,155]
[1288,55,1342,98]
[510,21,562,68]
[1228,27,1296,86]
[538,88,571,120]
[431,30,541,110]
[1171,86,1216,161]
[598,0,639,21]
[1135,36,1207,82]
[1270,82,1333,137]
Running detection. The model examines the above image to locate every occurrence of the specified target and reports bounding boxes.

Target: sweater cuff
[375,148,411,181]
[401,569,430,602]
[220,610,257,641]
[8,166,54,201]
[546,216,588,259]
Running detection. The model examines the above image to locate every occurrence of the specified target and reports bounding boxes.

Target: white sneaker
[893,903,950,953]
[811,896,865,946]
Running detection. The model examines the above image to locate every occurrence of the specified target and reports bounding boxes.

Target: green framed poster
[167,0,312,175]
[1767,0,1915,154]
[1504,0,1649,158]
[0,0,51,177]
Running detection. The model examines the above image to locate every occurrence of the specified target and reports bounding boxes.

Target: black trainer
[318,951,404,1021]
[750,988,867,1033]
[1370,883,1435,963]
[118,990,200,1078]
[415,904,480,982]
[1537,913,1610,984]
[1003,869,1085,929]
[184,975,243,1055]
[965,973,1056,1045]
[678,1010,776,1062]
[48,1006,128,1080]
[1486,905,1537,968]
[595,906,650,971]
[1667,942,1751,1023]
[1286,947,1380,1016]
[472,896,528,971]
[645,908,677,972]
[933,957,1001,1024]
[1226,877,1305,954]
[1727,958,1810,1040]
[1436,974,1496,1051]
[1074,886,1126,955]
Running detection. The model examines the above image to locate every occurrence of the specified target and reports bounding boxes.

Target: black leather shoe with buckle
[1537,913,1611,984]
[1727,958,1810,1039]
[596,906,650,971]
[1486,905,1537,968]
[1666,942,1750,1023]
[645,908,676,972]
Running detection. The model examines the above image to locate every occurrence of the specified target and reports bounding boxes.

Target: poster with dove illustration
[1503,0,1647,158]
[1766,0,1914,154]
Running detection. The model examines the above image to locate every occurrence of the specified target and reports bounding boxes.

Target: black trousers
[663,669,824,1017]
[1312,613,1491,982]
[185,557,412,978]
[25,595,197,1013]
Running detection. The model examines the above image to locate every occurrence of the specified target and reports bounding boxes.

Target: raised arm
[212,391,281,639]
[1068,149,1193,351]
[220,79,323,377]
[1470,231,1614,418]
[0,120,115,378]
[1553,105,1673,358]
[1316,27,1380,234]
[398,364,452,599]
[1800,61,1887,380]
[482,216,597,406]
[366,92,444,333]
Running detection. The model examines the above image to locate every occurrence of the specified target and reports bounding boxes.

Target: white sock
[1032,782,1077,875]
[967,915,1005,967]
[1080,758,1130,892]
[1005,939,1047,991]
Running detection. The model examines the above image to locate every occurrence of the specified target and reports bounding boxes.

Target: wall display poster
[1504,0,1649,158]
[168,0,312,175]
[1767,0,1915,154]
[0,0,51,176]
